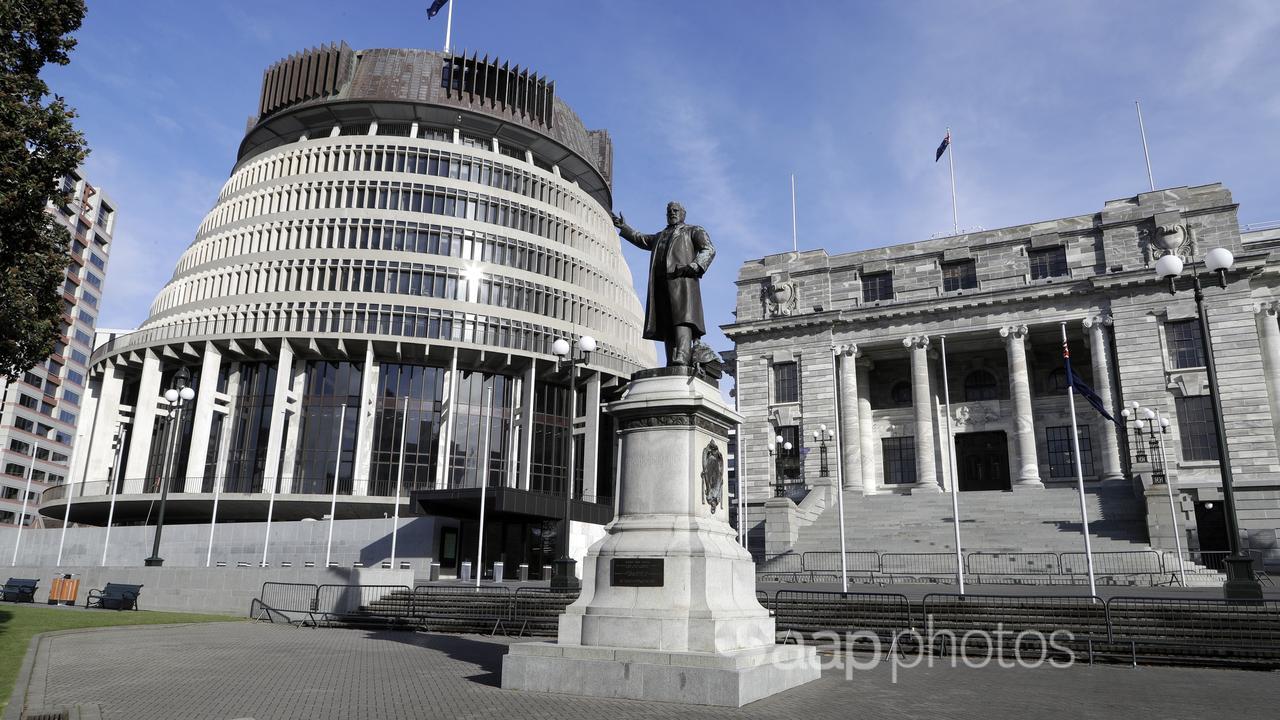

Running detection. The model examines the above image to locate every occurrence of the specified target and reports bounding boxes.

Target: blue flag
[1064,341,1119,426]
[428,0,449,18]
[935,132,950,162]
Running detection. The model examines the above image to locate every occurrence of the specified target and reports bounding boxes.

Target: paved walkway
[10,622,1280,720]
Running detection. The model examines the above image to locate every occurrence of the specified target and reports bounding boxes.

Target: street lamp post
[772,434,793,497]
[813,426,834,478]
[1154,243,1263,599]
[1122,402,1185,587]
[144,367,195,567]
[550,335,594,591]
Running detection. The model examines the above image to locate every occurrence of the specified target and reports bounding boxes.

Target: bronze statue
[612,202,716,367]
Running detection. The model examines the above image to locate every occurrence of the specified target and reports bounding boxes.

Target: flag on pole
[935,131,951,162]
[1063,340,1119,426]
[427,0,449,18]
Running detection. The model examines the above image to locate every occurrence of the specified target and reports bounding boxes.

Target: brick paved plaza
[9,622,1279,720]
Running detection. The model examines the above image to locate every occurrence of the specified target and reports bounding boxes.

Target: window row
[174,217,629,311]
[152,260,634,344]
[222,141,603,232]
[857,246,1070,304]
[199,179,599,260]
[132,303,635,376]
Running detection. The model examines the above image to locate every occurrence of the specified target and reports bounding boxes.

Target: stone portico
[726,184,1280,565]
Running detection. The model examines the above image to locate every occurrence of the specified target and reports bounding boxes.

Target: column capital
[1082,314,1113,329]
[902,335,930,350]
[1253,300,1280,317]
[833,342,861,358]
[999,324,1029,339]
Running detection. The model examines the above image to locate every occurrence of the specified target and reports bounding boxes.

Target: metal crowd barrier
[772,589,914,647]
[411,585,513,635]
[510,587,579,637]
[1104,596,1280,666]
[756,550,1216,586]
[315,584,413,626]
[252,582,321,626]
[920,593,1108,661]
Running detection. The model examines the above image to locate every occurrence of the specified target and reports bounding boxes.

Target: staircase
[771,482,1222,586]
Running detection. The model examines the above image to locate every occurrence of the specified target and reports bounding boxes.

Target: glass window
[1165,320,1205,369]
[1029,246,1068,279]
[862,271,893,302]
[890,381,912,406]
[1046,425,1093,478]
[963,370,998,401]
[882,437,916,484]
[1176,395,1219,461]
[772,362,799,404]
[942,260,977,291]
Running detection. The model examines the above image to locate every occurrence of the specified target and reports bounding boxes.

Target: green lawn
[0,603,240,714]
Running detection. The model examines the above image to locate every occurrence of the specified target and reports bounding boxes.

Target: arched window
[964,370,998,401]
[1046,368,1069,392]
[890,381,912,406]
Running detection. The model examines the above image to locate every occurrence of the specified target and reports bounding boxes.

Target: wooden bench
[2,578,39,603]
[85,583,143,611]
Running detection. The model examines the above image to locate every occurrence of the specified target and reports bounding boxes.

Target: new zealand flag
[935,132,951,162]
[1064,341,1119,426]
[428,0,450,18]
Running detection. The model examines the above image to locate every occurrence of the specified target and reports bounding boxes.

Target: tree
[0,0,88,379]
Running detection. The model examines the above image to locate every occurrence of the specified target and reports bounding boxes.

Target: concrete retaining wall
[3,565,414,615]
[0,516,438,573]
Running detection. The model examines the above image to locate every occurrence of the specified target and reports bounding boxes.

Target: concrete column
[1083,315,1124,481]
[435,347,460,489]
[836,344,862,492]
[261,343,295,495]
[519,361,537,491]
[581,371,602,501]
[277,359,307,494]
[183,344,223,491]
[123,349,163,494]
[1001,324,1043,487]
[82,361,126,487]
[352,343,377,497]
[1255,301,1280,458]
[856,359,876,495]
[212,364,240,492]
[905,335,940,492]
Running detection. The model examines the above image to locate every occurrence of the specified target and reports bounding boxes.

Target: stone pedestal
[502,368,820,706]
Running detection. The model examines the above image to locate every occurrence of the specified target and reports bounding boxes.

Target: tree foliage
[0,0,88,379]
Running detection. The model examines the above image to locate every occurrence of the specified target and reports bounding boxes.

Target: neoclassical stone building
[47,45,655,575]
[725,184,1280,561]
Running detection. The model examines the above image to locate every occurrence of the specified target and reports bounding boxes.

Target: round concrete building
[46,45,655,570]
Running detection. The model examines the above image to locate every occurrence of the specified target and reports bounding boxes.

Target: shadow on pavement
[364,629,508,687]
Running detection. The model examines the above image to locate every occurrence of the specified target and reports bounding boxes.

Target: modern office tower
[51,46,655,575]
[1,171,115,528]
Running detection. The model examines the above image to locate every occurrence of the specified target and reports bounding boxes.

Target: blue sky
[46,0,1280,362]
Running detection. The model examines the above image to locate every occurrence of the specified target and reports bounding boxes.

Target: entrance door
[955,431,1011,492]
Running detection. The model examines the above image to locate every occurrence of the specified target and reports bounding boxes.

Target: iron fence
[1105,596,1280,665]
[773,589,914,646]
[412,585,513,634]
[964,552,1060,582]
[879,553,957,582]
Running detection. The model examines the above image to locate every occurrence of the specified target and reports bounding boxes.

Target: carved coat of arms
[701,440,724,514]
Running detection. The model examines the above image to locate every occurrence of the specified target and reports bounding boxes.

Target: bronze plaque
[610,558,664,587]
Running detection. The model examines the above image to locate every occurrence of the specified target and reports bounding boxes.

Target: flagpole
[790,174,798,252]
[830,346,849,593]
[102,423,126,566]
[444,0,454,54]
[390,395,408,569]
[261,408,284,567]
[1135,101,1155,192]
[947,128,959,235]
[474,386,493,587]
[939,336,964,593]
[1062,322,1097,597]
[1154,410,1186,587]
[325,405,347,569]
[734,355,747,548]
[10,443,38,566]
